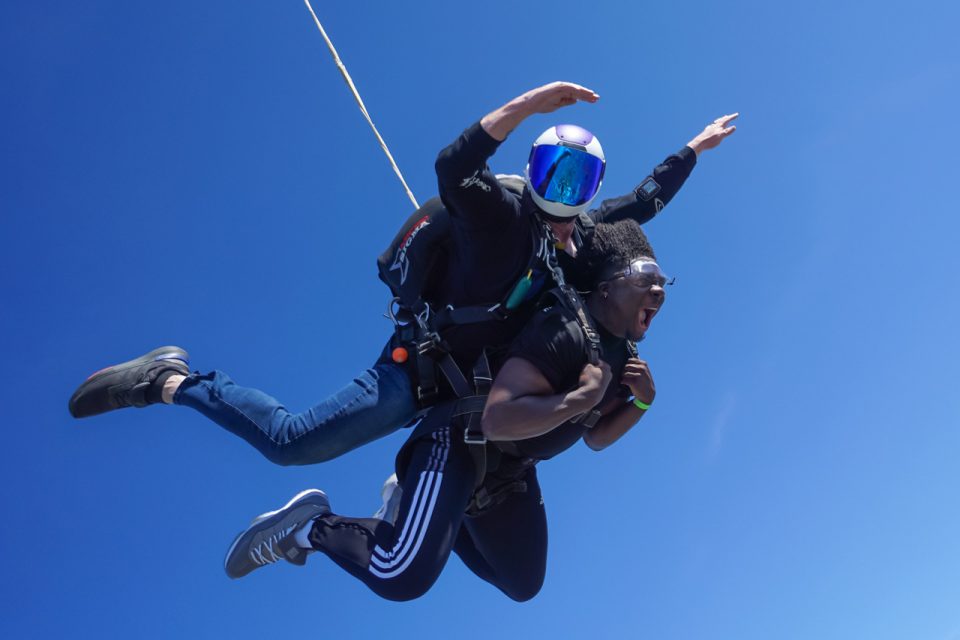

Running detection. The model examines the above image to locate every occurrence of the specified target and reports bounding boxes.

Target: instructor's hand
[519,81,600,114]
[482,82,599,141]
[621,357,655,406]
[687,113,738,155]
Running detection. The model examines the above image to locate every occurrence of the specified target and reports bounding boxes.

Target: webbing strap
[434,304,506,328]
[457,351,494,488]
[472,351,492,395]
[452,396,487,417]
[572,409,602,429]
[436,354,472,399]
[546,286,601,366]
[466,480,528,517]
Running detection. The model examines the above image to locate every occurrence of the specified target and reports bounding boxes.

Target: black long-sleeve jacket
[432,121,696,364]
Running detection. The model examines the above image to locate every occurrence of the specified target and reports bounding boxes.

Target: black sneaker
[68,346,190,418]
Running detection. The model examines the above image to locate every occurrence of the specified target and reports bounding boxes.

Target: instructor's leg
[174,361,418,465]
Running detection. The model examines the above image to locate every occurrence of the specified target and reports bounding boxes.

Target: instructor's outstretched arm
[480,81,599,142]
[686,113,739,155]
[590,112,739,227]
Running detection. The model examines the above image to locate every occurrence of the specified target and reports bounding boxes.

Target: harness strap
[546,286,602,366]
[415,353,438,405]
[435,353,472,398]
[571,409,602,428]
[465,480,528,517]
[452,395,487,418]
[435,304,507,327]
[460,352,493,488]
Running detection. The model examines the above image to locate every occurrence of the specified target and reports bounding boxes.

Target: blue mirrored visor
[528,144,605,207]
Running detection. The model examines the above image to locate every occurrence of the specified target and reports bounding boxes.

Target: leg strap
[465,480,529,518]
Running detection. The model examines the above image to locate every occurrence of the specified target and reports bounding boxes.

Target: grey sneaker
[224,489,331,579]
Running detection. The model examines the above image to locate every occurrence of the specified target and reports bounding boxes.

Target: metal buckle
[473,488,491,509]
[416,332,442,356]
[463,428,487,445]
[416,386,437,403]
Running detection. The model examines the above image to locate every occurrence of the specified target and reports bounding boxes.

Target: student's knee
[378,571,442,602]
[503,570,545,602]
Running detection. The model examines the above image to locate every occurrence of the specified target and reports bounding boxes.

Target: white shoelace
[249,526,295,566]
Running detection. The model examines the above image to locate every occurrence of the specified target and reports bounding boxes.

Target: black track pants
[306,423,548,602]
[452,467,547,602]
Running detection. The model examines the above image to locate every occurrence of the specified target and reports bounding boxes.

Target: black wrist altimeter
[637,176,661,201]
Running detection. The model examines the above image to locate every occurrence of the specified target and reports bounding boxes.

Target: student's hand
[621,357,655,406]
[575,361,613,407]
[687,113,738,155]
[518,82,600,115]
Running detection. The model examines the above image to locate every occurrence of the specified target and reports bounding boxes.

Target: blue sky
[2,1,958,638]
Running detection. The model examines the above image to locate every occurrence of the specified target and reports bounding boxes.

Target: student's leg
[453,467,548,602]
[304,424,478,601]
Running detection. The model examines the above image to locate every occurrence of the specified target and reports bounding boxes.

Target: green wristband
[632,397,651,411]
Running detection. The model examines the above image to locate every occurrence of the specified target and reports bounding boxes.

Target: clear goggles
[527,144,605,207]
[608,258,673,288]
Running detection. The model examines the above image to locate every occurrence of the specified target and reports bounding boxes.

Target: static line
[303,0,420,210]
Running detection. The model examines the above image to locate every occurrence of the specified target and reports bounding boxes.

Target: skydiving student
[68,82,736,470]
[223,219,664,601]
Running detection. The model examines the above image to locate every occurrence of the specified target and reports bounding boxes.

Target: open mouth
[639,307,659,332]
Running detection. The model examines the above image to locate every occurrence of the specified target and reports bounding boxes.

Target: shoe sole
[224,489,331,579]
[69,346,189,418]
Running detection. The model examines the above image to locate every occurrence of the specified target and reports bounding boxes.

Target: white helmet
[524,124,605,219]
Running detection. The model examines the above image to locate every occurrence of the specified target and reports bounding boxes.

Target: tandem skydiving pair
[69,81,737,601]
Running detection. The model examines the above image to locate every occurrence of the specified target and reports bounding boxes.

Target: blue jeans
[173,362,418,466]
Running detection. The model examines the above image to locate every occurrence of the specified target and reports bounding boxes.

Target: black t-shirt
[502,303,631,461]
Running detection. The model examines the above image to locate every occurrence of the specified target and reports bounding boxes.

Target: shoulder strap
[545,286,601,366]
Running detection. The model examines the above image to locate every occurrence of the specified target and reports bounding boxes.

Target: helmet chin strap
[539,209,577,224]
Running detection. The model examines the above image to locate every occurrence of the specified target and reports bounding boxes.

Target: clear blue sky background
[2,1,958,638]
